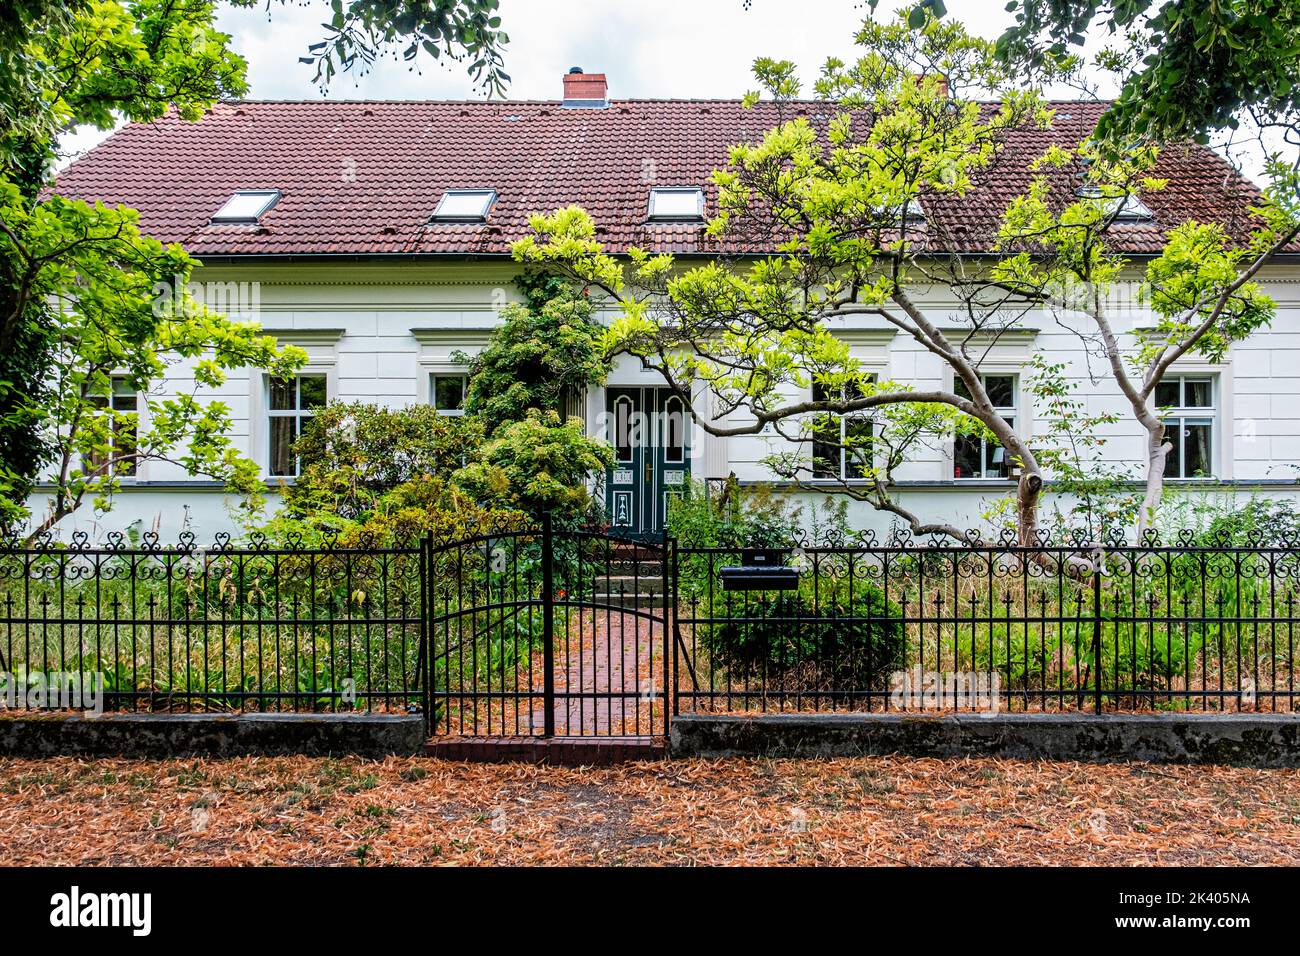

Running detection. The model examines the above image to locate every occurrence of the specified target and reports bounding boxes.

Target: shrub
[462,280,611,425]
[667,477,801,550]
[703,583,905,694]
[453,409,612,525]
[283,401,483,522]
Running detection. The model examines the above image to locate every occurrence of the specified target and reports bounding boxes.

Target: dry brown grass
[1,754,1298,866]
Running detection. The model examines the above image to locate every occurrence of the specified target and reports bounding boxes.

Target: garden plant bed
[1,754,1298,866]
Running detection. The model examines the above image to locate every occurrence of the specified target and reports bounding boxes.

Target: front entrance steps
[590,543,668,607]
[424,736,667,765]
[588,573,668,607]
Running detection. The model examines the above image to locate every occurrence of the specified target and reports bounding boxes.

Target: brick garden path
[528,607,667,736]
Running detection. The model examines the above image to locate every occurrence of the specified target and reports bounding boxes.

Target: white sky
[61,0,1089,164]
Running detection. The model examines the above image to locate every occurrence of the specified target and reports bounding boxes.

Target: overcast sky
[62,0,1097,163]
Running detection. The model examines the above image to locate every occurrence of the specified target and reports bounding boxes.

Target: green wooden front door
[606,387,690,535]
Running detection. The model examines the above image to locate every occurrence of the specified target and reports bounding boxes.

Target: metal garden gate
[422,516,671,738]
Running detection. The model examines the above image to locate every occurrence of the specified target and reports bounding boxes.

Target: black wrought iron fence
[672,531,1300,715]
[0,531,424,714]
[4,525,1299,728]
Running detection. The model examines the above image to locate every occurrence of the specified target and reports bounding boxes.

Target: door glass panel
[664,397,684,463]
[614,397,633,462]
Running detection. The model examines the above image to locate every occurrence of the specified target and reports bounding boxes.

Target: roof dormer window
[648,187,704,222]
[210,189,280,224]
[430,189,497,223]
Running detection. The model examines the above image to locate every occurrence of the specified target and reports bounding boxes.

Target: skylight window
[431,189,497,222]
[871,198,925,225]
[1078,186,1155,223]
[648,187,704,221]
[210,190,280,224]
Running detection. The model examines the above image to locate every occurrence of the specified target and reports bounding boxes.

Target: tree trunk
[1015,471,1044,546]
[1137,419,1171,537]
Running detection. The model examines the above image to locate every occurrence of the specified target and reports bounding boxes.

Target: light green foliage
[0,1,248,172]
[515,12,1050,430]
[0,1,251,528]
[8,187,305,539]
[514,13,1062,542]
[283,401,483,519]
[995,140,1288,376]
[1141,222,1276,365]
[454,410,613,525]
[1025,354,1137,532]
[1,0,514,534]
[259,400,525,548]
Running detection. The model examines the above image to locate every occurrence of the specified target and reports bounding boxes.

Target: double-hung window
[268,374,326,477]
[1155,375,1215,478]
[86,376,138,477]
[811,378,874,480]
[953,374,1017,479]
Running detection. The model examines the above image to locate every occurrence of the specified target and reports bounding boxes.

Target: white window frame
[430,189,497,223]
[265,373,329,479]
[1155,372,1218,480]
[210,189,281,224]
[252,330,340,481]
[951,371,1021,481]
[429,372,469,416]
[647,187,704,222]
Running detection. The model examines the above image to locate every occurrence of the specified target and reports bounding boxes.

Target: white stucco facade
[27,259,1300,543]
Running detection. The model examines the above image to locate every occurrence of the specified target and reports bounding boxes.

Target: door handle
[645,461,652,483]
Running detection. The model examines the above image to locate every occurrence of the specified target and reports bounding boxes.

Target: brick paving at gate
[530,609,665,736]
[437,608,666,738]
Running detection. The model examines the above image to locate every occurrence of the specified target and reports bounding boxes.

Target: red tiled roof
[52,98,1265,258]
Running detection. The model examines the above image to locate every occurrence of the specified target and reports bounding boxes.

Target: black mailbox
[719,548,799,591]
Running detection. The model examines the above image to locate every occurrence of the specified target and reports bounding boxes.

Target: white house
[40,69,1300,541]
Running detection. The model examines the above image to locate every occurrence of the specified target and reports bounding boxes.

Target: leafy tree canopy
[514,10,1298,543]
[989,0,1300,148]
[0,0,511,534]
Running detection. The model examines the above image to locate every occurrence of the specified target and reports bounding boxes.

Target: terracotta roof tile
[52,99,1266,258]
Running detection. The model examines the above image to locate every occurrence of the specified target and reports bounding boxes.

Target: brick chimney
[562,67,608,107]
[915,73,949,97]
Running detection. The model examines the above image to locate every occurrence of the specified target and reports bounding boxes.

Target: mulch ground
[0,755,1297,866]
